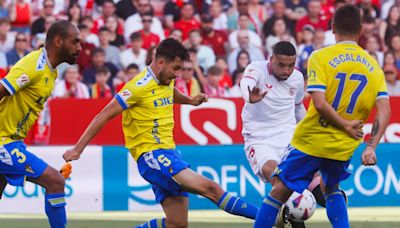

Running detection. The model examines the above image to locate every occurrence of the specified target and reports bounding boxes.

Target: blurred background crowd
[0,0,400,100]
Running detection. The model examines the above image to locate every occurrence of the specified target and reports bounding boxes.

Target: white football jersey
[240,60,304,145]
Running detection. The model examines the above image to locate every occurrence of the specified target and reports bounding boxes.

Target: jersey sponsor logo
[36,52,46,70]
[136,73,152,86]
[16,74,29,87]
[153,97,173,107]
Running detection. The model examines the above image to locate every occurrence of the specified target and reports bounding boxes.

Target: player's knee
[46,171,65,193]
[270,180,292,203]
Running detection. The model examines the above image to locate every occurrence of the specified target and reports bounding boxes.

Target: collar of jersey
[42,48,55,72]
[337,41,358,45]
[147,67,159,84]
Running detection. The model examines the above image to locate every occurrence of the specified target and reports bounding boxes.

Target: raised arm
[361,98,391,166]
[63,99,124,161]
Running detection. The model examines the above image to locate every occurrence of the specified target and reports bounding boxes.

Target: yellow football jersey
[0,48,57,145]
[115,67,175,160]
[291,41,388,161]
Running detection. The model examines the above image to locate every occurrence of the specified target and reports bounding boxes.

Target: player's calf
[325,189,349,228]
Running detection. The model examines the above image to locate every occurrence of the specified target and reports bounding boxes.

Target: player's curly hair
[155,38,190,62]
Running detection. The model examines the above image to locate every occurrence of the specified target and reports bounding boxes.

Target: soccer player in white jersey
[240,41,320,227]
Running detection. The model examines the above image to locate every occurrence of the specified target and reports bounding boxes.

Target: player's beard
[60,45,79,64]
[158,69,172,85]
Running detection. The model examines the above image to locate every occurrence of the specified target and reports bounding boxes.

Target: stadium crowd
[0,0,399,99]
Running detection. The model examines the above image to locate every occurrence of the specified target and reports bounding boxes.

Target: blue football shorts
[137,149,190,203]
[273,145,351,193]
[0,141,48,186]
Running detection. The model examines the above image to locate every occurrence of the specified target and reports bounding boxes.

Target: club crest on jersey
[16,74,29,87]
[289,87,295,96]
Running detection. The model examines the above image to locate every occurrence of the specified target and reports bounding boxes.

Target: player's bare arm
[362,99,391,166]
[0,83,10,100]
[63,99,123,161]
[311,91,364,139]
[173,86,208,106]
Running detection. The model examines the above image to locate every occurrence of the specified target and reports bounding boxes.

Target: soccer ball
[286,189,317,222]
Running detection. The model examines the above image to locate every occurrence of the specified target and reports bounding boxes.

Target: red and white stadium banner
[24,97,400,145]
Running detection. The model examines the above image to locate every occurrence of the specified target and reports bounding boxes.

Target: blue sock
[134,218,166,228]
[326,191,349,228]
[254,195,282,228]
[216,192,258,219]
[45,193,67,228]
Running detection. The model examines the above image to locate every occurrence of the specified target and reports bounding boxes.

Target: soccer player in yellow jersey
[0,20,81,228]
[63,38,259,228]
[254,4,391,228]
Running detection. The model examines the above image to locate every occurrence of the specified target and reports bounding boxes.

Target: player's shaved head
[46,20,77,43]
[272,41,296,56]
[333,4,362,35]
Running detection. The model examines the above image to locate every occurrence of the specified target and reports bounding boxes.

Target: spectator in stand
[358,15,382,50]
[0,0,9,19]
[389,34,400,71]
[92,0,124,36]
[216,57,233,89]
[265,18,297,55]
[98,26,122,69]
[0,18,15,53]
[53,65,90,99]
[115,0,137,20]
[236,50,251,72]
[174,3,201,41]
[298,29,325,75]
[297,24,315,62]
[168,28,183,42]
[229,13,262,49]
[83,47,119,89]
[366,36,384,66]
[186,29,216,72]
[200,14,229,58]
[381,0,400,21]
[139,12,161,49]
[384,50,397,67]
[262,0,296,38]
[32,15,56,49]
[37,0,65,15]
[80,16,100,46]
[209,0,228,31]
[228,29,265,73]
[9,0,31,33]
[31,0,56,37]
[175,61,202,96]
[295,0,328,43]
[248,0,267,32]
[6,33,29,68]
[227,0,257,33]
[0,51,6,69]
[106,15,125,49]
[226,67,245,98]
[163,0,196,29]
[67,2,82,27]
[90,66,113,98]
[114,63,140,93]
[120,32,147,70]
[76,24,96,72]
[145,45,157,66]
[383,63,400,96]
[379,6,400,48]
[202,65,226,97]
[285,0,308,21]
[357,0,380,19]
[124,0,165,43]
